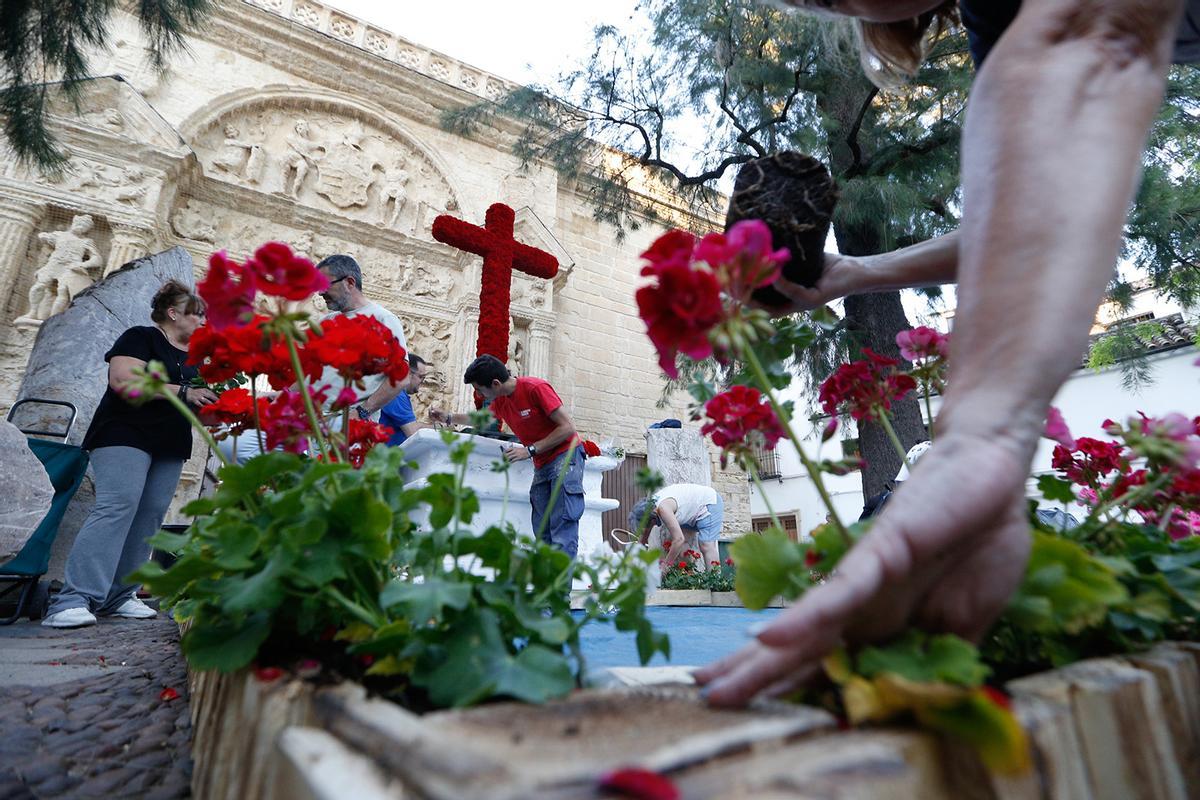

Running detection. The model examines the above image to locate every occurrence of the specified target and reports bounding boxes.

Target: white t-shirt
[318,301,408,410]
[653,483,719,527]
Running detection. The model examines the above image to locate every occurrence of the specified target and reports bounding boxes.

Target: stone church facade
[0,0,751,535]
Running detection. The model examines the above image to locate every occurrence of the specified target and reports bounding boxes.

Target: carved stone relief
[25,157,157,210]
[405,317,454,409]
[398,259,455,303]
[171,201,218,243]
[14,215,103,326]
[192,104,458,234]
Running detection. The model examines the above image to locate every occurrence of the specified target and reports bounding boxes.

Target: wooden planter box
[644,589,783,607]
[190,643,1200,800]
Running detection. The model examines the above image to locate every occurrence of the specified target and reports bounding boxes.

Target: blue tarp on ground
[576,606,782,668]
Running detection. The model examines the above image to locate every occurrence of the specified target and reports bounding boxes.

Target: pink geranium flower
[695,219,789,293]
[1043,406,1076,449]
[896,326,950,361]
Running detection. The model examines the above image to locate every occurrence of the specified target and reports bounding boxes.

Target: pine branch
[1,0,213,170]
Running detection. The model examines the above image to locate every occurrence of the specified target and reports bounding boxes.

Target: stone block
[646,426,712,487]
[0,420,54,563]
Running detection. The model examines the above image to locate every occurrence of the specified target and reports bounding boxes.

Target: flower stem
[748,466,783,531]
[922,379,935,442]
[251,382,267,454]
[740,340,849,546]
[283,332,331,461]
[161,388,229,469]
[877,413,912,473]
[324,585,381,628]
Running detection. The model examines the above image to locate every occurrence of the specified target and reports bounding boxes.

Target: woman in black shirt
[42,281,217,628]
[699,0,1191,706]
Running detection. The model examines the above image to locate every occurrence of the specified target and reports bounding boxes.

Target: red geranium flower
[197,251,257,330]
[582,440,601,457]
[302,315,409,385]
[189,315,296,389]
[597,767,679,800]
[637,231,723,378]
[640,229,696,272]
[197,387,268,435]
[344,418,393,468]
[818,348,917,421]
[701,385,786,465]
[247,242,328,300]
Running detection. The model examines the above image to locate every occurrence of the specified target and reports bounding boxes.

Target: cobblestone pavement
[0,616,192,799]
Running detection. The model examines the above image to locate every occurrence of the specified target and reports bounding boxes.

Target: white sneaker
[111,596,157,619]
[41,607,97,628]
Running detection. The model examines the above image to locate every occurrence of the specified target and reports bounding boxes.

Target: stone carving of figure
[507,321,525,376]
[171,203,218,243]
[100,108,125,133]
[15,215,103,325]
[212,124,264,183]
[399,261,451,299]
[109,166,148,206]
[377,160,410,227]
[282,120,323,199]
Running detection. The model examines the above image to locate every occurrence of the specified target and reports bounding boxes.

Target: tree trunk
[843,291,930,498]
[835,221,930,500]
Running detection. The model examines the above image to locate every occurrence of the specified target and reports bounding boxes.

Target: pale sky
[321,1,643,87]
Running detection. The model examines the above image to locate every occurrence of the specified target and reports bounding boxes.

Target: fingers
[698,629,838,708]
[756,540,887,647]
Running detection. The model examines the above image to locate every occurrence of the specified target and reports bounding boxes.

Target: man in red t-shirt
[431,354,585,558]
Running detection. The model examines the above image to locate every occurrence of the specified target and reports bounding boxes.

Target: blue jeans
[530,446,585,559]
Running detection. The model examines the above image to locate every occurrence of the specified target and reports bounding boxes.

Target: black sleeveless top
[959,0,1200,66]
[81,326,197,460]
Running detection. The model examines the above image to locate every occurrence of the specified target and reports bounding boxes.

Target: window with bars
[751,443,781,479]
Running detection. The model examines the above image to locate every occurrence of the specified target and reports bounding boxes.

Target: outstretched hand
[694,432,1033,706]
[752,253,871,316]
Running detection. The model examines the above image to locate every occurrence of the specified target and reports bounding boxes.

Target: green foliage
[659,557,735,592]
[134,439,666,708]
[730,528,809,608]
[2,0,213,169]
[855,631,990,687]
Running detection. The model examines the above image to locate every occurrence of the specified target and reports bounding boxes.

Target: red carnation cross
[432,203,558,365]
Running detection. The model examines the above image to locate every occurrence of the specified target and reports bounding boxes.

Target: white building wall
[752,345,1198,538]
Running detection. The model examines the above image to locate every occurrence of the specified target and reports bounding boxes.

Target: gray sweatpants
[48,446,184,615]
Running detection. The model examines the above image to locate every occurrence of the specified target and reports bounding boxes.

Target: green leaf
[147,529,192,553]
[288,537,347,588]
[513,597,572,645]
[492,644,574,703]
[1036,476,1076,506]
[1008,532,1128,634]
[380,578,473,623]
[181,612,271,672]
[330,487,392,560]
[731,529,806,609]
[856,631,989,687]
[221,554,290,614]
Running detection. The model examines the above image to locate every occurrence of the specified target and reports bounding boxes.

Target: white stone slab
[396,428,619,562]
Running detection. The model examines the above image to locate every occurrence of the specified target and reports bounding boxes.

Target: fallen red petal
[254,666,285,682]
[597,767,679,800]
[159,687,180,702]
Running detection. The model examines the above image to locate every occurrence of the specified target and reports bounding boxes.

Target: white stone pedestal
[396,428,620,559]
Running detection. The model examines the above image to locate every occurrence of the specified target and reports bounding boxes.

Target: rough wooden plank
[1008,659,1187,800]
[1125,645,1200,799]
[312,682,834,800]
[667,730,965,800]
[272,727,406,800]
[190,671,316,800]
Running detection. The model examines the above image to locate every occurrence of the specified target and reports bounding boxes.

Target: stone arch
[178,86,462,226]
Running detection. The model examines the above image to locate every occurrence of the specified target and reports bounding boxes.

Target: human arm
[697,0,1182,706]
[358,380,404,417]
[761,231,961,315]
[429,408,482,426]
[656,501,689,567]
[502,406,579,462]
